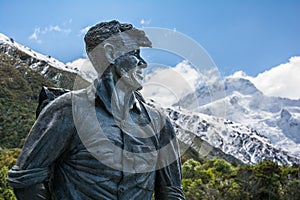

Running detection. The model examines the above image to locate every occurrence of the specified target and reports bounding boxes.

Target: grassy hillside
[0,51,89,148]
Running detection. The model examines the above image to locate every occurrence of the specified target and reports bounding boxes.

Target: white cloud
[172,60,200,87]
[141,60,200,107]
[228,70,249,79]
[140,18,151,26]
[233,56,300,100]
[28,24,71,43]
[251,56,300,100]
[29,28,42,43]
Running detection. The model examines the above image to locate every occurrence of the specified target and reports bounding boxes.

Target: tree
[0,149,20,200]
[0,166,15,200]
[252,160,282,200]
[281,164,300,200]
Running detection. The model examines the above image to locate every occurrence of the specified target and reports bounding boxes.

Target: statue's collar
[86,78,142,115]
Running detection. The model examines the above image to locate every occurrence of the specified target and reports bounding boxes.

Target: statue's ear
[104,43,115,64]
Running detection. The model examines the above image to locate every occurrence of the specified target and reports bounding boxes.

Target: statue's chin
[128,74,143,91]
[119,78,142,92]
[129,81,143,91]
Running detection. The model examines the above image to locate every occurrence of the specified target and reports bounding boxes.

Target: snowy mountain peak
[0,33,13,44]
[278,108,300,143]
[192,75,300,157]
[280,109,292,120]
[224,76,261,96]
[228,70,248,78]
[0,32,80,75]
[173,63,300,159]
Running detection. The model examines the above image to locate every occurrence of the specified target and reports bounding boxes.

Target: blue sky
[1,0,300,77]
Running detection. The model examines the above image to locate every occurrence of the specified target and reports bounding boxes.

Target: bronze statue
[8,20,185,200]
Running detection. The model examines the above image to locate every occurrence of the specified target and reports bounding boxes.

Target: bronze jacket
[8,80,185,200]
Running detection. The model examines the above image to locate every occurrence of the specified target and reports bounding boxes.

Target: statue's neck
[97,73,135,119]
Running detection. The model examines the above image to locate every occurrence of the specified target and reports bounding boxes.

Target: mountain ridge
[0,32,89,148]
[1,32,299,165]
[177,73,300,158]
[162,106,300,165]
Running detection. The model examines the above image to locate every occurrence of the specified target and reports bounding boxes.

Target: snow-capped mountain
[1,32,299,165]
[178,72,300,158]
[161,106,300,165]
[0,33,77,73]
[0,33,90,87]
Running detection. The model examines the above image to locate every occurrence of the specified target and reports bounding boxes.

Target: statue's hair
[84,20,133,53]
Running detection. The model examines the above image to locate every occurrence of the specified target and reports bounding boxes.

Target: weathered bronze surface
[8,20,185,200]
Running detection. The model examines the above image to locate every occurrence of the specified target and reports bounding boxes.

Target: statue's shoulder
[36,85,95,118]
[36,86,92,116]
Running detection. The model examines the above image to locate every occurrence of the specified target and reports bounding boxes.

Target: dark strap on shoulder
[134,91,146,103]
[36,86,70,118]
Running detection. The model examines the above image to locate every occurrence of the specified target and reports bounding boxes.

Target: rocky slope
[161,106,300,165]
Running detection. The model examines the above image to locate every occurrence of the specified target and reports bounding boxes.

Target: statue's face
[87,28,151,81]
[114,49,147,90]
[111,31,150,90]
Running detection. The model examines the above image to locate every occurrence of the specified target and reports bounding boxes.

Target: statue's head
[84,21,152,89]
[85,20,135,53]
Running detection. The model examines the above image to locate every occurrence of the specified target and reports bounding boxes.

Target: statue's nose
[138,58,147,68]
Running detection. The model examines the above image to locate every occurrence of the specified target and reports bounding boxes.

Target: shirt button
[119,186,125,193]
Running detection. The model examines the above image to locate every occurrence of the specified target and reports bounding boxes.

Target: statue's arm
[154,117,185,200]
[12,183,50,200]
[7,98,74,199]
